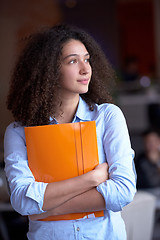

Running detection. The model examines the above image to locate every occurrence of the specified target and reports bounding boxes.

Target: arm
[4,123,47,216]
[96,105,137,212]
[42,162,108,211]
[4,123,108,216]
[30,188,105,221]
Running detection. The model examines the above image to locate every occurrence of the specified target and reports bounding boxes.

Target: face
[59,39,92,98]
[144,133,160,152]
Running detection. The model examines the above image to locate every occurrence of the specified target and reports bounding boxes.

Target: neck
[55,94,80,124]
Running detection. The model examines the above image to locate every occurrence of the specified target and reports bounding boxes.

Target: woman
[4,24,136,239]
[136,129,160,189]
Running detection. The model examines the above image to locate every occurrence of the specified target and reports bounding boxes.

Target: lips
[77,79,90,84]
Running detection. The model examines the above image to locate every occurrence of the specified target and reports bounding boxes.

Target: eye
[69,59,77,64]
[84,58,90,63]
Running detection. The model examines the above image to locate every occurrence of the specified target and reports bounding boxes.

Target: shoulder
[6,121,24,131]
[5,122,25,139]
[4,122,27,161]
[94,103,125,122]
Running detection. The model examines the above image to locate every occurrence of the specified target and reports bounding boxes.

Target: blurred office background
[0,0,160,239]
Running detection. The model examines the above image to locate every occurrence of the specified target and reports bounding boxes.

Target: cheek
[90,67,92,76]
[88,64,92,76]
[59,71,74,88]
[59,68,70,81]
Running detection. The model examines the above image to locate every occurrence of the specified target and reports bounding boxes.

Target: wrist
[86,169,100,187]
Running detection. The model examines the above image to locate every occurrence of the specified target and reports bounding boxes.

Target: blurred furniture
[121,191,156,240]
[117,91,160,132]
[144,187,160,210]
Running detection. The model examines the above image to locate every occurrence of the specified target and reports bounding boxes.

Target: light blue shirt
[4,97,136,240]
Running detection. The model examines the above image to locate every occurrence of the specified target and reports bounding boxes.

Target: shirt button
[77,227,80,231]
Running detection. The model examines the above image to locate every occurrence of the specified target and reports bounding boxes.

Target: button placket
[77,227,80,231]
[73,222,81,240]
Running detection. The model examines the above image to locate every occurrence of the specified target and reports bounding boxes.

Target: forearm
[53,187,105,215]
[42,173,95,211]
[42,162,108,211]
[30,188,105,221]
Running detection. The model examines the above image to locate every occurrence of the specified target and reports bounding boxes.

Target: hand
[29,208,57,221]
[93,162,109,185]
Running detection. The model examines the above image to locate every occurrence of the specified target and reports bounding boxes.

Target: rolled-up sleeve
[96,105,136,212]
[4,123,48,216]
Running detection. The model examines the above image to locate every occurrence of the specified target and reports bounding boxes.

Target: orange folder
[25,121,104,221]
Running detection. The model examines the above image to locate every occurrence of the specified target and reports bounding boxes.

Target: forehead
[145,133,160,141]
[62,39,88,56]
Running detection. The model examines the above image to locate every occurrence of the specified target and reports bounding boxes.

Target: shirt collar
[75,96,92,121]
[49,96,93,124]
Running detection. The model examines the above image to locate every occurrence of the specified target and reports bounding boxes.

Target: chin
[78,87,89,94]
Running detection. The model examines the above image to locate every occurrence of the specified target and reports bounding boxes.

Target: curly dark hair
[7,24,115,126]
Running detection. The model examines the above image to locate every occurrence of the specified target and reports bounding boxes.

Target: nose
[79,61,90,75]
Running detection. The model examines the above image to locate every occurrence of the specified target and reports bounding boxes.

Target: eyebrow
[62,53,90,60]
